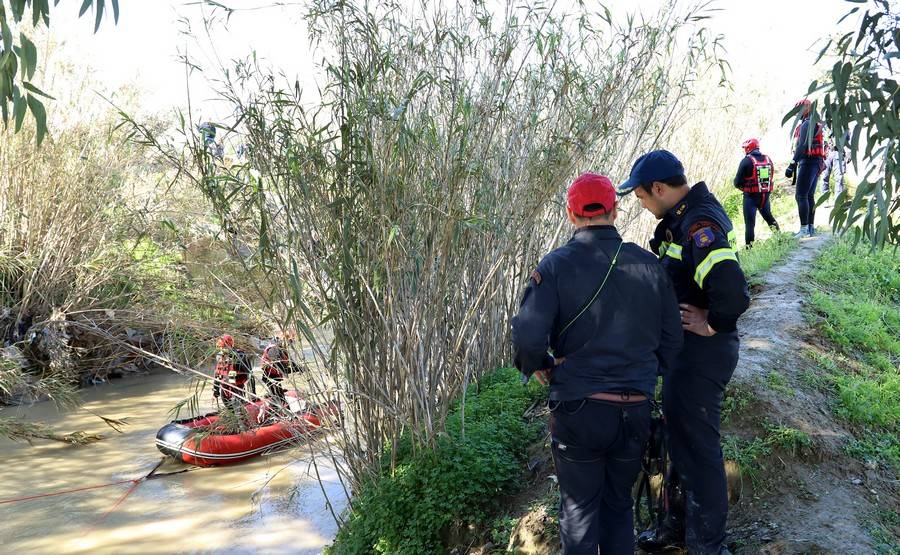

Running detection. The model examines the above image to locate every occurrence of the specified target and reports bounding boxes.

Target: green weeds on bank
[803,239,900,472]
[326,368,545,555]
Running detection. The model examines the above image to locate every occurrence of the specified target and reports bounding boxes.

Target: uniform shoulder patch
[692,227,715,249]
[688,220,721,236]
[530,270,543,285]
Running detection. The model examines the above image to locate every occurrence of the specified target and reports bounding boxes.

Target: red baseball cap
[567,173,616,217]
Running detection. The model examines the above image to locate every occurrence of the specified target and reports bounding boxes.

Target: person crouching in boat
[212,334,252,428]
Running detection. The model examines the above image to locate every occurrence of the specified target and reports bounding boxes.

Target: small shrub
[327,368,545,555]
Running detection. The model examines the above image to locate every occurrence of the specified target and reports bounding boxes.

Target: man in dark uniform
[785,99,826,237]
[734,137,780,246]
[512,173,683,555]
[617,150,750,555]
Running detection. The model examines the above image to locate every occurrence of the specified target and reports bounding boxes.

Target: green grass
[867,507,900,555]
[763,423,812,456]
[327,367,546,555]
[804,238,900,472]
[738,232,799,283]
[764,370,795,397]
[724,422,816,484]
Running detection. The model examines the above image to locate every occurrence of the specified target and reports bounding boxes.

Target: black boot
[636,515,685,553]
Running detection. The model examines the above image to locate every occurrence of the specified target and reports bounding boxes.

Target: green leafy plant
[0,0,119,144]
[794,0,899,247]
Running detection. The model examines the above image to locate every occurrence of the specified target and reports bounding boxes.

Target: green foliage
[804,238,900,472]
[327,368,545,555]
[721,382,752,424]
[722,436,771,483]
[739,232,799,282]
[764,370,795,397]
[763,423,812,456]
[0,0,119,145]
[807,239,900,368]
[867,507,900,555]
[797,0,900,247]
[489,515,518,548]
[844,433,900,473]
[719,185,743,223]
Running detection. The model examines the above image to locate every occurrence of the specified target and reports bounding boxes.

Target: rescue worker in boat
[212,334,252,419]
[733,137,780,246]
[260,338,293,405]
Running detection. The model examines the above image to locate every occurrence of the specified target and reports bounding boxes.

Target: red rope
[0,479,137,505]
[90,479,143,528]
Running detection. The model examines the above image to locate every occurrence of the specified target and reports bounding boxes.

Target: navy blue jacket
[512,225,682,400]
[650,182,750,333]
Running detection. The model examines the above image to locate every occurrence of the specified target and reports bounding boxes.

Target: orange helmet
[216,334,234,349]
[741,138,760,154]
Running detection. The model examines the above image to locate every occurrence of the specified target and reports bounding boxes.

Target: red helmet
[216,334,234,349]
[741,138,760,154]
[795,98,812,116]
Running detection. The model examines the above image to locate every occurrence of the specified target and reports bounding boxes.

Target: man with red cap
[734,137,780,245]
[512,173,682,555]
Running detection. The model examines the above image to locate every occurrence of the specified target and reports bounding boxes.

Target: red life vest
[741,154,775,193]
[214,349,250,399]
[793,119,825,158]
[261,344,289,379]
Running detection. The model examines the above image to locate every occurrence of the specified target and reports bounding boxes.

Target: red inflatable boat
[155,390,338,466]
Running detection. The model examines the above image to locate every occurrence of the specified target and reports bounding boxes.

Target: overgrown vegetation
[803,238,900,471]
[801,0,899,247]
[0,67,260,442]
[326,367,544,555]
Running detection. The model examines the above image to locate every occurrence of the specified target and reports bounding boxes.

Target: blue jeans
[795,159,824,227]
[550,398,651,555]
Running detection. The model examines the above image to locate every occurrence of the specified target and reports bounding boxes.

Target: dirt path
[727,234,891,554]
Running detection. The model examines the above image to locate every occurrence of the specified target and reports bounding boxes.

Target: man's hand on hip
[680,304,716,337]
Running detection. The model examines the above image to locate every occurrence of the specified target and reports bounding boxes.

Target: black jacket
[650,182,750,333]
[512,225,682,400]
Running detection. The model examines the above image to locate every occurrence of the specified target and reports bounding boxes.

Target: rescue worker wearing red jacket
[733,138,780,246]
[212,334,251,405]
[784,99,826,237]
[260,340,292,404]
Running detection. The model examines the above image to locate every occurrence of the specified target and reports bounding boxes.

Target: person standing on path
[512,173,682,555]
[733,137,780,246]
[784,99,826,237]
[618,150,750,555]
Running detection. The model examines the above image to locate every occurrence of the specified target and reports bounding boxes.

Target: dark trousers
[663,332,739,555]
[550,398,651,555]
[262,373,286,404]
[795,159,823,227]
[742,192,778,245]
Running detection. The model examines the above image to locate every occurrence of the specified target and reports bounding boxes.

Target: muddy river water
[0,372,349,554]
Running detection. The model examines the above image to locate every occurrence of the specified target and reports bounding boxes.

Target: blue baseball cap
[616,150,685,196]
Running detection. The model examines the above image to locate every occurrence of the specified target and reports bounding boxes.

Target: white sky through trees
[50,0,852,161]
